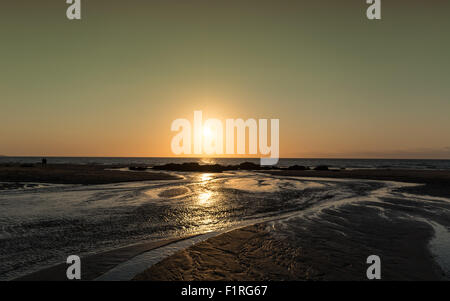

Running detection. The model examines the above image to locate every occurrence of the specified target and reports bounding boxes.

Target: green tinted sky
[1,0,449,158]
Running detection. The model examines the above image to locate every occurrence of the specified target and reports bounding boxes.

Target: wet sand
[15,236,197,281]
[0,164,179,186]
[134,220,445,281]
[4,167,450,281]
[135,170,450,281]
[264,169,450,198]
[135,213,446,281]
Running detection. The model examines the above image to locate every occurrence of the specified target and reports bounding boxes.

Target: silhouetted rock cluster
[287,165,310,171]
[152,162,275,172]
[151,162,333,173]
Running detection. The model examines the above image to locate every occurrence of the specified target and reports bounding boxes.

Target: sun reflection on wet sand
[199,173,213,182]
[198,191,213,205]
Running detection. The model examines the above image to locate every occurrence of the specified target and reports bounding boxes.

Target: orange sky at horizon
[1,1,450,159]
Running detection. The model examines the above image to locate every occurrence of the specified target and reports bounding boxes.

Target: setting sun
[203,126,213,140]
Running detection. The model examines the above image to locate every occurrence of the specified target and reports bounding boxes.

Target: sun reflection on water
[198,191,212,204]
[200,158,217,165]
[199,173,213,182]
[194,173,219,227]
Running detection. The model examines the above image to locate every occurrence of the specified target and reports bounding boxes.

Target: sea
[1,156,450,170]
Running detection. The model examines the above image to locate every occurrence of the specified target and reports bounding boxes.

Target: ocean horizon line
[1,156,450,161]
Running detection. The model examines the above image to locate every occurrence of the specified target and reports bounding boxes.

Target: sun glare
[200,173,212,182]
[198,191,212,204]
[203,126,213,140]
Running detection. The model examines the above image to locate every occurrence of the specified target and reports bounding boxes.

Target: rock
[314,165,329,171]
[238,162,260,170]
[287,165,309,171]
[129,166,148,171]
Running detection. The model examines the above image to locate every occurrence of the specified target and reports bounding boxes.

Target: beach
[264,169,450,198]
[0,164,179,186]
[135,169,450,281]
[1,164,450,281]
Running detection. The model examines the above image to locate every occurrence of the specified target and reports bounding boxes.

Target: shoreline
[1,164,449,195]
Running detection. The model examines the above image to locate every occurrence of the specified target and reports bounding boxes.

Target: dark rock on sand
[238,162,260,170]
[152,162,274,173]
[314,165,329,171]
[153,162,224,172]
[128,166,148,171]
[287,165,309,171]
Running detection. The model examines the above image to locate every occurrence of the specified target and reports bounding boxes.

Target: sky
[1,0,450,158]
